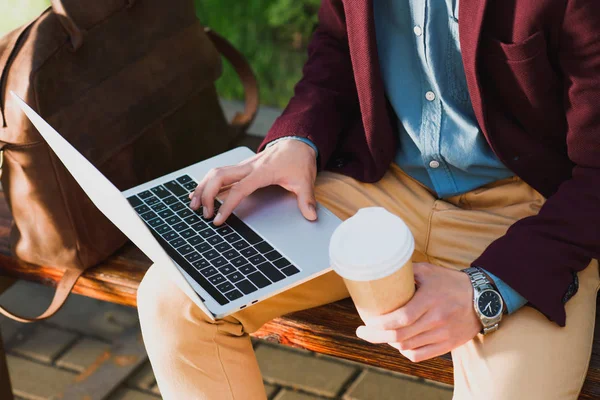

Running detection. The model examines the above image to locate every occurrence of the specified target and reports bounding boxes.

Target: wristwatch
[462,267,504,335]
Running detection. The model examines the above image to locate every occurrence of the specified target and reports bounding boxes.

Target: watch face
[477,290,502,318]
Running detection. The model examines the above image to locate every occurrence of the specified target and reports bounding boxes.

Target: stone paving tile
[0,317,24,343]
[273,389,324,400]
[256,344,357,398]
[343,370,452,400]
[56,337,111,372]
[127,362,156,390]
[108,388,161,400]
[6,354,77,400]
[265,383,280,399]
[11,325,77,364]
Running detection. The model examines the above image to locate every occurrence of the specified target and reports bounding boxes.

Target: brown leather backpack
[0,0,258,322]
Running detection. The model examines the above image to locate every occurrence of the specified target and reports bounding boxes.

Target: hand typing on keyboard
[189,139,318,226]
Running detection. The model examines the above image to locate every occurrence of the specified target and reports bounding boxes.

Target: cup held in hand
[329,207,416,320]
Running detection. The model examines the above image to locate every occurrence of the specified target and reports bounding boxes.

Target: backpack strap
[205,28,259,139]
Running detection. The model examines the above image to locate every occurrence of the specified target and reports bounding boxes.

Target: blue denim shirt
[268,0,527,313]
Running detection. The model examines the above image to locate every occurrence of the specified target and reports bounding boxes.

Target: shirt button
[425,91,436,101]
[429,160,440,169]
[413,25,423,36]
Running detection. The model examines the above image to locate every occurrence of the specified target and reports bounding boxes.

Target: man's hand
[355,263,481,363]
[189,139,318,226]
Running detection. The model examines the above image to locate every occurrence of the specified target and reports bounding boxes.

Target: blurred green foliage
[0,0,319,108]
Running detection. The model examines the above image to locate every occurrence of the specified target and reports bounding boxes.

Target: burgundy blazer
[260,0,600,326]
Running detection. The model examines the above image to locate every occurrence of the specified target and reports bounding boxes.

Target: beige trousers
[138,165,599,400]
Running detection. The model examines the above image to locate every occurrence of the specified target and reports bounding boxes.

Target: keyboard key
[138,190,153,199]
[209,274,227,285]
[177,175,193,184]
[207,235,224,246]
[239,265,257,275]
[230,257,248,268]
[165,216,182,225]
[180,194,192,205]
[151,203,167,212]
[185,252,202,262]
[223,249,241,260]
[134,204,150,214]
[141,211,158,221]
[224,233,242,243]
[227,215,262,244]
[169,237,186,248]
[128,196,143,207]
[180,229,195,239]
[195,243,211,253]
[184,215,201,225]
[226,272,244,283]
[191,221,208,231]
[257,262,286,282]
[202,249,219,260]
[281,265,300,276]
[176,244,193,255]
[144,196,160,205]
[215,225,233,236]
[188,236,204,246]
[164,180,188,197]
[199,266,217,277]
[225,289,243,301]
[155,225,172,234]
[255,241,274,254]
[248,255,266,265]
[199,228,216,239]
[236,280,258,295]
[147,218,163,228]
[192,259,211,269]
[240,247,258,258]
[162,231,178,241]
[264,250,283,262]
[216,281,235,293]
[183,181,198,191]
[163,196,178,205]
[273,258,291,269]
[247,272,271,288]
[214,242,232,252]
[151,185,171,199]
[177,209,193,218]
[173,222,188,232]
[218,264,236,275]
[169,202,185,211]
[210,256,227,268]
[158,209,174,218]
[232,240,250,251]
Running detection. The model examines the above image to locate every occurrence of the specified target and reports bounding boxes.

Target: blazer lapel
[459,0,491,139]
[345,0,391,148]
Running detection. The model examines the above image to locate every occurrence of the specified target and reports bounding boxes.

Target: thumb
[294,180,318,221]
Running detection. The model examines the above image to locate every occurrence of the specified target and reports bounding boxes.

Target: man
[137,0,600,398]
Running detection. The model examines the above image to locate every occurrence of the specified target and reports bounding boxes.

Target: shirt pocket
[446,16,471,106]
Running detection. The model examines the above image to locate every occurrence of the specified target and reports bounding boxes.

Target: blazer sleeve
[259,0,360,170]
[473,0,600,326]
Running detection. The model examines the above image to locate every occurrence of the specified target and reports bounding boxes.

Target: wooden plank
[60,327,148,400]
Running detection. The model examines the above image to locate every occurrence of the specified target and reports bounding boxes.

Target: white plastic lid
[329,207,414,281]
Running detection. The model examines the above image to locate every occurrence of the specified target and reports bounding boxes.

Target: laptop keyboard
[127,175,301,306]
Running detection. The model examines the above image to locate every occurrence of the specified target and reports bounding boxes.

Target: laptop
[10,91,342,320]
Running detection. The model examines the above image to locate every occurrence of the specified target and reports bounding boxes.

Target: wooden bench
[0,137,597,399]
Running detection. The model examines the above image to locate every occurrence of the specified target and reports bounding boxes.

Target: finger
[393,326,450,351]
[364,289,429,330]
[399,341,451,363]
[291,178,317,221]
[213,175,263,225]
[191,165,251,214]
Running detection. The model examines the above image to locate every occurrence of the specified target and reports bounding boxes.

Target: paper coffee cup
[329,207,415,320]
